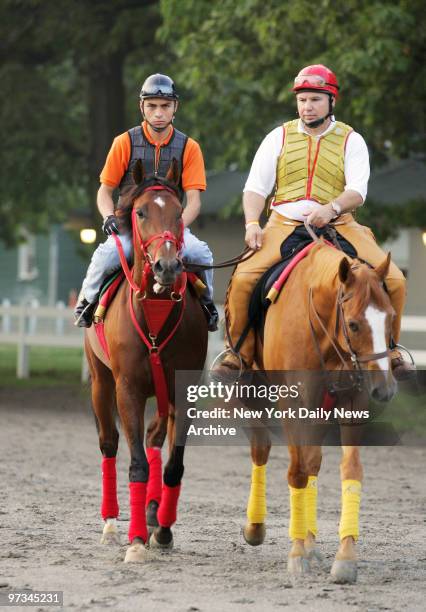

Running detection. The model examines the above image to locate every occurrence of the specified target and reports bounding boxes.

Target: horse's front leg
[115,381,149,563]
[243,424,270,546]
[287,442,311,576]
[149,409,184,550]
[85,345,120,546]
[301,445,323,563]
[331,444,363,584]
[145,409,169,533]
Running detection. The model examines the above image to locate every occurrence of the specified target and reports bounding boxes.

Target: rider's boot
[390,349,416,381]
[201,298,219,332]
[74,296,97,328]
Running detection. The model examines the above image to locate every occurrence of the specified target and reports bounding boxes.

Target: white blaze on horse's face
[154,196,166,209]
[364,305,389,371]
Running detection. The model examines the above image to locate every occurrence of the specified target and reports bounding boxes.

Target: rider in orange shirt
[74,74,218,330]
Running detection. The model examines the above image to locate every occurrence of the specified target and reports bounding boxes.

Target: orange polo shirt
[100,121,207,191]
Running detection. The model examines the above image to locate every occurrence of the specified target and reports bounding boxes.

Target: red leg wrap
[101,457,119,520]
[157,484,181,528]
[128,482,148,543]
[146,447,163,507]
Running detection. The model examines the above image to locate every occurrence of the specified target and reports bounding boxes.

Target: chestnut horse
[242,239,397,583]
[85,159,208,563]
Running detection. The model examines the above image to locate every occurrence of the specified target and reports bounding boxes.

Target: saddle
[233,226,358,352]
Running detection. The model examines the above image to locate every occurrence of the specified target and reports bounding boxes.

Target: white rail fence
[0,301,425,381]
[0,301,87,381]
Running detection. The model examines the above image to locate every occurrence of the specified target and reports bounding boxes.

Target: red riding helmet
[292,64,339,98]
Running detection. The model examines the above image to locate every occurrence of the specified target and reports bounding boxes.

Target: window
[17,230,38,281]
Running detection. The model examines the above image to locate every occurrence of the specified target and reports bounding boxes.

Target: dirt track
[0,386,425,612]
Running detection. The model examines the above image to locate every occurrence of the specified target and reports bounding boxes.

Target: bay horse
[84,159,208,563]
[242,238,397,583]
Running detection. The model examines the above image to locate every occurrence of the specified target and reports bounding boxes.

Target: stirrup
[209,348,244,379]
[392,343,416,366]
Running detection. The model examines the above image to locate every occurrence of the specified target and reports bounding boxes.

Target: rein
[309,282,391,395]
[183,246,256,271]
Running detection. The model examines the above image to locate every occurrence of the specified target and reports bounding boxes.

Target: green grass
[376,389,426,438]
[0,344,84,387]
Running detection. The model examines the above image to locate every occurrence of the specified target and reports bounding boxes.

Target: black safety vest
[119,126,188,202]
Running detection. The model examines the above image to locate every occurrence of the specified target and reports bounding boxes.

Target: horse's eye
[136,208,145,218]
[349,321,359,333]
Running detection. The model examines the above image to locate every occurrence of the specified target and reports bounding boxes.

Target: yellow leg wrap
[339,479,362,541]
[289,485,307,540]
[305,475,318,537]
[246,464,267,523]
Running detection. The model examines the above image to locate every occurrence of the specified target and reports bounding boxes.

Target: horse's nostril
[173,259,183,274]
[154,260,163,274]
[371,387,381,401]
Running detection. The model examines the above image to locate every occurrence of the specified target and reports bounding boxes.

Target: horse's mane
[308,241,388,312]
[116,175,180,234]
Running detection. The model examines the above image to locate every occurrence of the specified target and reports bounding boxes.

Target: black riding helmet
[140,74,179,100]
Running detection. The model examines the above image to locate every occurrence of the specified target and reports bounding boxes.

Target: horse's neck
[309,248,344,327]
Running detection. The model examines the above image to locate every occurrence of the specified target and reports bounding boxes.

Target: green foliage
[0,0,161,245]
[1,0,424,245]
[357,198,426,242]
[160,0,425,169]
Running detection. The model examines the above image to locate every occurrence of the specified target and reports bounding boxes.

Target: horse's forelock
[116,176,180,233]
[351,265,389,315]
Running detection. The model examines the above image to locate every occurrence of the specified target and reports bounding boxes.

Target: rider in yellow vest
[215,64,415,381]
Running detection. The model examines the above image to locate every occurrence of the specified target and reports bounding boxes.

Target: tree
[160,0,426,169]
[0,0,161,246]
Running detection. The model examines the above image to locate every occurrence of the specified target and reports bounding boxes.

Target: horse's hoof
[146,500,159,534]
[305,545,324,564]
[124,540,147,563]
[100,519,120,545]
[242,523,266,546]
[149,529,174,551]
[330,559,357,584]
[287,555,310,576]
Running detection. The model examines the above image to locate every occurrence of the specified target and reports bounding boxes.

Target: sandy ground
[0,385,425,612]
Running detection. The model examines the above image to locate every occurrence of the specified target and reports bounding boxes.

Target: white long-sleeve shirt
[244,119,370,221]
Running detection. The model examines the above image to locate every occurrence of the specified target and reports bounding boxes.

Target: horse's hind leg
[243,426,270,546]
[330,444,362,584]
[145,410,169,533]
[150,410,184,550]
[86,344,120,545]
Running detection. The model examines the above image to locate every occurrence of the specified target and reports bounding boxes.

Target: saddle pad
[246,227,358,341]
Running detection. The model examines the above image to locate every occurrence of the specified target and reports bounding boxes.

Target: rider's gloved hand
[102,214,120,236]
[245,221,263,250]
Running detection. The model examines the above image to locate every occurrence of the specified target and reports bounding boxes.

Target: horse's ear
[338,257,355,285]
[374,252,391,282]
[133,159,145,185]
[165,158,180,186]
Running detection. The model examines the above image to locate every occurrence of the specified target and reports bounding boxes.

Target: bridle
[309,278,391,395]
[113,184,184,297]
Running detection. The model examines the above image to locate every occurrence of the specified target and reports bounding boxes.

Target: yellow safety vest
[274,119,353,205]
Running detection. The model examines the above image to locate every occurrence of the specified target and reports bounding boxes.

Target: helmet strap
[141,100,177,132]
[301,94,334,129]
